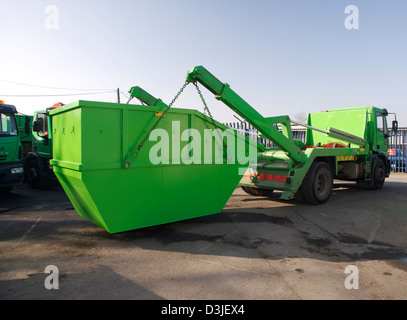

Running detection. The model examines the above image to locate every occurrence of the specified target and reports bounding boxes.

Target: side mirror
[392,120,399,132]
[24,117,31,135]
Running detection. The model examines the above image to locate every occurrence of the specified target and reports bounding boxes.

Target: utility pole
[117,88,121,104]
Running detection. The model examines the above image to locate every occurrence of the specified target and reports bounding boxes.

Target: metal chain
[193,82,214,119]
[141,80,189,146]
[193,82,231,160]
[123,80,190,168]
[123,80,219,168]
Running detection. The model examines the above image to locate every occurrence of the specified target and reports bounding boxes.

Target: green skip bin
[49,100,255,234]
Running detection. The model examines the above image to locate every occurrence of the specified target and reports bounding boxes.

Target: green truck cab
[24,104,61,188]
[0,102,24,193]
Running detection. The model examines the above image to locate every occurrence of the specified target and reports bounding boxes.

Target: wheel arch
[314,156,336,175]
[24,152,46,169]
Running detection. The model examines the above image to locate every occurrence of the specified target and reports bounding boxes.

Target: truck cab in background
[0,101,24,193]
[24,103,63,188]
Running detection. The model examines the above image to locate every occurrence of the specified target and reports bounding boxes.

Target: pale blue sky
[0,0,406,125]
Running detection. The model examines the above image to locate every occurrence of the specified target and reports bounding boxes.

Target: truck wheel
[26,158,41,188]
[241,186,274,197]
[302,162,333,205]
[371,158,386,190]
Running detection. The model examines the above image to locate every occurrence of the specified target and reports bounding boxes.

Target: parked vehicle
[0,101,24,193]
[23,103,63,188]
[389,149,406,172]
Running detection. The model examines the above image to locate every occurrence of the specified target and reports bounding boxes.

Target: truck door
[33,112,50,156]
[0,111,19,162]
[376,111,389,153]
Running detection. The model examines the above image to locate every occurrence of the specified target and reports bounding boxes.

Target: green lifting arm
[128,86,168,107]
[186,66,306,164]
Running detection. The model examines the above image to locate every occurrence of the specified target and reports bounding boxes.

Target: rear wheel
[301,162,333,205]
[241,186,274,197]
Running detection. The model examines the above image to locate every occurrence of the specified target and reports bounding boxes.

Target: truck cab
[24,103,62,188]
[0,101,24,193]
[372,108,392,177]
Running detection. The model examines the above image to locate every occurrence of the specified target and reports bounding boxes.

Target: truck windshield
[0,113,18,137]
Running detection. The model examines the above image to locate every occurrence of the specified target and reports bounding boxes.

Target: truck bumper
[0,163,24,188]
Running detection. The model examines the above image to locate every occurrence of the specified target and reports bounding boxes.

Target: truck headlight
[11,167,24,174]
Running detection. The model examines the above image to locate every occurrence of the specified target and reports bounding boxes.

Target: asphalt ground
[0,174,406,300]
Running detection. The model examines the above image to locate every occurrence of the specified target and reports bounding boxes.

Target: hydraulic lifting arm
[186,66,306,164]
[128,86,168,107]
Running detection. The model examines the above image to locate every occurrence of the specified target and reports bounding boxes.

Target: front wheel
[26,158,41,188]
[301,162,333,205]
[371,158,386,190]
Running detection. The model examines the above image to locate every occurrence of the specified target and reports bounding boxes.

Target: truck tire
[371,158,386,190]
[301,162,333,205]
[241,186,274,197]
[26,158,41,189]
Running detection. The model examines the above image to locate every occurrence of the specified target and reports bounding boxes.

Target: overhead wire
[0,91,117,97]
[0,78,117,99]
[0,79,113,91]
[120,90,140,104]
[120,90,130,99]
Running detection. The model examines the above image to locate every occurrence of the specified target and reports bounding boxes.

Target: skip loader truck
[185,67,398,204]
[47,66,397,233]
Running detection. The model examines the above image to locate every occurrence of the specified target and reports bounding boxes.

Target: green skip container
[49,101,252,234]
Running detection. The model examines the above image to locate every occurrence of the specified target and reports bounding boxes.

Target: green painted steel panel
[307,109,368,148]
[50,101,249,233]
